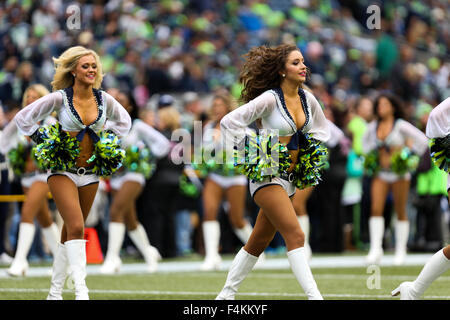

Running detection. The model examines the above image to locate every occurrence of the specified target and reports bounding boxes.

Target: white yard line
[0,253,437,279]
[0,287,449,299]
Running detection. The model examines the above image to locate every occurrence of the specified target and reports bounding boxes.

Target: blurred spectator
[180,91,206,132]
[136,94,183,258]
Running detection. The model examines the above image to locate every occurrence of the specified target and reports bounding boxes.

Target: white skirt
[21,172,48,189]
[249,176,296,199]
[109,171,145,190]
[208,173,247,189]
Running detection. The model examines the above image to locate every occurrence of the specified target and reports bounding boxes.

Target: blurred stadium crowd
[0,0,449,263]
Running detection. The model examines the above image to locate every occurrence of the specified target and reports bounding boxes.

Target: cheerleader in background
[0,84,59,276]
[292,118,348,261]
[100,90,170,274]
[392,97,450,299]
[12,46,131,299]
[199,91,261,271]
[362,93,428,265]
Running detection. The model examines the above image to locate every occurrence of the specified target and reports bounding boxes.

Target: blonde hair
[22,84,50,107]
[213,91,237,113]
[206,91,237,121]
[158,106,181,131]
[51,46,103,91]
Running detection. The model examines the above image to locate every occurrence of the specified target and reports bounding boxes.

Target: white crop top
[426,97,450,139]
[14,87,131,140]
[120,119,171,159]
[220,88,330,148]
[362,118,428,156]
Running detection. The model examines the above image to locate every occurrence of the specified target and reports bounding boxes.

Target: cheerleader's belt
[279,171,295,183]
[51,167,95,176]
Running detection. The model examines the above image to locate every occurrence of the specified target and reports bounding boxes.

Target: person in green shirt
[343,96,373,249]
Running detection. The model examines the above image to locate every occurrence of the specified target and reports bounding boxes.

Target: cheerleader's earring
[282,74,286,78]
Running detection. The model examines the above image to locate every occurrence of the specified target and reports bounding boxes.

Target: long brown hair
[239,44,300,103]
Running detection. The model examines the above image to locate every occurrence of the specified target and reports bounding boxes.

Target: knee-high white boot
[65,239,89,300]
[100,222,125,274]
[392,248,450,299]
[394,220,409,266]
[233,221,253,245]
[7,222,35,277]
[128,223,160,273]
[47,243,68,300]
[41,223,60,257]
[287,247,323,300]
[201,220,222,271]
[366,216,384,264]
[233,221,265,268]
[297,215,312,261]
[216,247,258,300]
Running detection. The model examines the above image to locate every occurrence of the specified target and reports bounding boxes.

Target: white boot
[393,220,409,266]
[128,223,160,273]
[41,223,60,257]
[366,216,384,265]
[47,243,68,300]
[65,239,89,300]
[233,221,253,245]
[298,215,312,261]
[216,247,258,300]
[201,220,222,271]
[100,222,125,274]
[392,248,450,299]
[233,221,265,268]
[7,222,35,277]
[287,247,323,300]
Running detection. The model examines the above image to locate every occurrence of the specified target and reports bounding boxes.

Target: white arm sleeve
[361,121,378,154]
[325,119,344,148]
[103,92,132,139]
[13,92,62,136]
[0,121,20,154]
[305,91,330,142]
[220,91,276,147]
[426,97,450,139]
[133,119,171,158]
[398,119,429,155]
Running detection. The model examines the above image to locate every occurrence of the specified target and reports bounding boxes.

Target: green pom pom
[391,147,420,175]
[7,144,28,176]
[363,149,380,177]
[34,123,80,171]
[192,148,241,177]
[430,137,450,173]
[292,133,329,189]
[87,131,125,177]
[234,132,291,182]
[123,145,156,178]
[179,174,201,198]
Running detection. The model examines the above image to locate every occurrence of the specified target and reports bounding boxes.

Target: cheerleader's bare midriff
[68,131,95,168]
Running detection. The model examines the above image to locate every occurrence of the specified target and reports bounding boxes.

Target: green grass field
[0,253,449,300]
